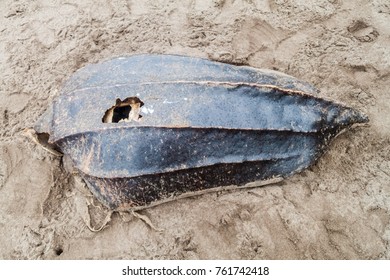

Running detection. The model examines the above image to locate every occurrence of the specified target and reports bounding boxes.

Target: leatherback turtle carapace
[34,54,368,210]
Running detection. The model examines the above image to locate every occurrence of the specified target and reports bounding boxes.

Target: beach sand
[0,0,389,259]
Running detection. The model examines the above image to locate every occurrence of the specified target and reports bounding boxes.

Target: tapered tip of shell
[354,111,369,124]
[335,107,369,128]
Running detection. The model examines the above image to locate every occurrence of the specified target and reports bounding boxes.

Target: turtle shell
[35,54,368,210]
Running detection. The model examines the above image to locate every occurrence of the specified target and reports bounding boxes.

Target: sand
[0,0,389,259]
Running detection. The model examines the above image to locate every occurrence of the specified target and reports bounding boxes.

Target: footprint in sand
[348,20,379,42]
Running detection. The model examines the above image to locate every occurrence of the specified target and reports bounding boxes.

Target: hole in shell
[102,97,144,123]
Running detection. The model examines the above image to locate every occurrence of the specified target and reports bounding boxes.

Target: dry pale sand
[0,0,389,259]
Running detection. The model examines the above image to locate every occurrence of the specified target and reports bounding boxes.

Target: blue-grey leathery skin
[35,54,369,210]
[60,54,318,95]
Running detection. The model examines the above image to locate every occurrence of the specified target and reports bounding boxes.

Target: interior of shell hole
[102,97,144,123]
